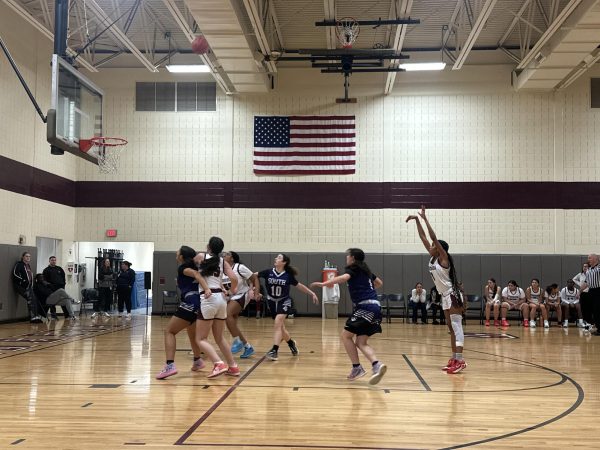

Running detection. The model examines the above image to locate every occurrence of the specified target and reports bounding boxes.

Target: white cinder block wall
[1,3,599,257]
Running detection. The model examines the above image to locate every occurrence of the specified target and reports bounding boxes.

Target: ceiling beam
[452,0,498,70]
[385,0,413,94]
[324,0,336,49]
[516,0,584,70]
[85,0,158,72]
[160,0,230,93]
[269,0,284,49]
[1,0,98,72]
[242,0,276,73]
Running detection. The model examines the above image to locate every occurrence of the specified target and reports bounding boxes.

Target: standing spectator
[116,261,136,318]
[560,279,584,328]
[94,258,114,318]
[484,278,501,327]
[410,282,427,324]
[43,256,66,320]
[12,252,43,323]
[581,254,600,335]
[573,263,592,327]
[429,286,444,325]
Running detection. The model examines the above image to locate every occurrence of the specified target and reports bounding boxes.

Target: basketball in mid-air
[191,36,210,55]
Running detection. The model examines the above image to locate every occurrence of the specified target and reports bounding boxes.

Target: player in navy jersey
[256,254,319,361]
[407,206,467,374]
[311,248,387,384]
[156,246,210,380]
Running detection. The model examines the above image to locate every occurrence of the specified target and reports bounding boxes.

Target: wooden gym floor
[0,314,597,449]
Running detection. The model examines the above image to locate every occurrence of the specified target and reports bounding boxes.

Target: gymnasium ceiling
[4,0,600,93]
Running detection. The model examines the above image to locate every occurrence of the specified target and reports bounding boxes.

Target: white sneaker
[91,312,98,318]
[577,320,585,328]
[529,320,536,328]
[126,313,131,319]
[544,320,549,328]
[103,312,110,317]
[563,320,569,328]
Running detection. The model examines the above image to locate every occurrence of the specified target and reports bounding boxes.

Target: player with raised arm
[406,206,467,374]
[257,254,319,361]
[311,248,387,384]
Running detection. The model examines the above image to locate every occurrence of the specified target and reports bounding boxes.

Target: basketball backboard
[47,54,103,164]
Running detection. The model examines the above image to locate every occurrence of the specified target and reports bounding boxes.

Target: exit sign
[105,229,118,238]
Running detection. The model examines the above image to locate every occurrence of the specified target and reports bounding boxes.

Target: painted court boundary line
[175,355,266,445]
[402,354,431,391]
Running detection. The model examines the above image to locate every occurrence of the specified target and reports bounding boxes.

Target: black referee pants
[589,288,600,328]
[580,291,593,324]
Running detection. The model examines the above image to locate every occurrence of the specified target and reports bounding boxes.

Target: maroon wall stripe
[0,155,75,206]
[0,155,598,209]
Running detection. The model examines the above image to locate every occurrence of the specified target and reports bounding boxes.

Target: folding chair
[79,289,99,317]
[385,294,406,323]
[161,290,179,316]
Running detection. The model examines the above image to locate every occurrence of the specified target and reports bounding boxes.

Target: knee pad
[450,314,464,347]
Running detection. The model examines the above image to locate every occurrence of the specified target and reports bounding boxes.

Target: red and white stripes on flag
[253,115,356,175]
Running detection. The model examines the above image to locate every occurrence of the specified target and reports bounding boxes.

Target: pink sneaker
[446,359,467,374]
[484,320,490,327]
[191,358,205,372]
[207,362,228,378]
[442,358,455,371]
[156,363,178,380]
[494,320,500,327]
[523,319,529,328]
[501,319,510,327]
[226,365,240,377]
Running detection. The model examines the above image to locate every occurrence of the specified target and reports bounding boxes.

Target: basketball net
[80,137,127,173]
[335,17,360,48]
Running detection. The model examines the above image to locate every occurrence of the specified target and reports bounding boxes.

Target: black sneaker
[288,339,299,356]
[266,349,278,361]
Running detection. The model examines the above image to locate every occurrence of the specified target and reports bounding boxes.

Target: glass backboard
[47,54,103,164]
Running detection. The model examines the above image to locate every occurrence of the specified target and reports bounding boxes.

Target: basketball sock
[371,360,379,367]
[244,343,252,348]
[272,345,279,352]
[286,339,294,345]
[167,360,174,365]
[455,352,463,361]
[352,363,361,368]
[452,353,456,359]
[193,356,201,361]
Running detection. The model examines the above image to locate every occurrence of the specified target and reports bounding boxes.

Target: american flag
[253,115,356,175]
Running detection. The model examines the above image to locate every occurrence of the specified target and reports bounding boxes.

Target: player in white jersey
[193,236,240,378]
[525,278,548,328]
[224,251,260,359]
[406,205,466,374]
[543,284,562,326]
[484,278,501,327]
[500,280,528,327]
[560,279,584,328]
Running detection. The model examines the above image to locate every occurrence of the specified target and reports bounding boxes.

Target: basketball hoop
[335,17,360,48]
[79,137,127,173]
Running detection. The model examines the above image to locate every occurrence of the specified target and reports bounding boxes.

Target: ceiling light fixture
[165,64,211,73]
[399,62,446,71]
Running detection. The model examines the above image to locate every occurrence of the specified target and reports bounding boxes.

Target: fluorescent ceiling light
[165,64,211,73]
[399,62,446,71]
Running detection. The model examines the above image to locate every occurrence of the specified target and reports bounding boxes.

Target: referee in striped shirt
[582,254,600,335]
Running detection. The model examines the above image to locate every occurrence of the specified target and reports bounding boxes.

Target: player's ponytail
[280,253,298,277]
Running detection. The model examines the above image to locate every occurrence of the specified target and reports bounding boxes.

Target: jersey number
[270,286,282,297]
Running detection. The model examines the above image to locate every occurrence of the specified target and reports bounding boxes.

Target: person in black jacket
[94,258,115,318]
[116,261,136,318]
[43,256,66,320]
[12,252,43,323]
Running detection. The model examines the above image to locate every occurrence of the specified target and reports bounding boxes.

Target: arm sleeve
[257,269,270,280]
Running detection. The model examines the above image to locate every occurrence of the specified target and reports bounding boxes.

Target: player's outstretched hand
[310,281,324,289]
[418,204,427,219]
[405,215,418,223]
[311,293,319,305]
